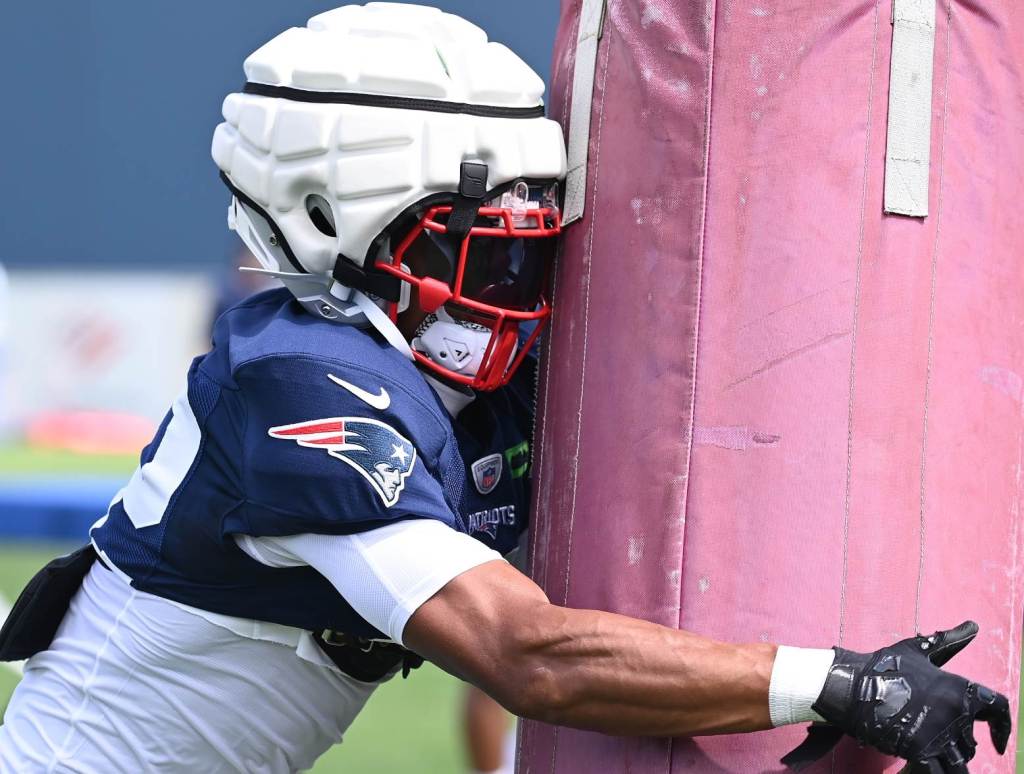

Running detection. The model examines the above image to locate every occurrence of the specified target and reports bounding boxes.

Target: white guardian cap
[212,3,567,389]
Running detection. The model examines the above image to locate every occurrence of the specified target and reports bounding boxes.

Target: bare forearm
[404,562,776,738]
[507,604,776,736]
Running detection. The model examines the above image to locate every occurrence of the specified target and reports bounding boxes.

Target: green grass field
[0,446,139,477]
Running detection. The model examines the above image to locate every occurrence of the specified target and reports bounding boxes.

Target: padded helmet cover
[211,2,567,278]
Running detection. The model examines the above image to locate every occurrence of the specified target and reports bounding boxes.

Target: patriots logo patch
[268,417,417,507]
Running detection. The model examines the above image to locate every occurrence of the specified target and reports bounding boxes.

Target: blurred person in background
[463,685,514,774]
[0,6,1011,774]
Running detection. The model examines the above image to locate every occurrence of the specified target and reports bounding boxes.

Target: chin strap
[331,253,403,303]
[350,290,414,361]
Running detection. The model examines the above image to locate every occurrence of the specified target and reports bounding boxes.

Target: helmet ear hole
[305,194,337,238]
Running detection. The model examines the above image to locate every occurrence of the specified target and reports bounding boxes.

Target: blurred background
[0,2,558,771]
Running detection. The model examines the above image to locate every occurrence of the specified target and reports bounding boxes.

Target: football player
[0,5,1011,773]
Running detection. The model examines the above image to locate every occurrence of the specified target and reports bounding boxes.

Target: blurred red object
[25,411,155,456]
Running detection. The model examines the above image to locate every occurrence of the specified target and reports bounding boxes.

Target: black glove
[781,621,1012,773]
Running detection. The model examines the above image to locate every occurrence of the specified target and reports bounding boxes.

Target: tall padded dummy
[519,1,1024,771]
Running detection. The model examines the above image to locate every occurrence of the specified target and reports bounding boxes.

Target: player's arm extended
[404,559,775,737]
[251,525,1007,766]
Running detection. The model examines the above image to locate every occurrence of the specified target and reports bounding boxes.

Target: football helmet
[211,2,566,389]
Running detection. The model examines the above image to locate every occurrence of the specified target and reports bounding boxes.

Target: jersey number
[119,389,203,529]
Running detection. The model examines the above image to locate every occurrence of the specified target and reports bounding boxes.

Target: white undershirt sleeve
[235,521,504,646]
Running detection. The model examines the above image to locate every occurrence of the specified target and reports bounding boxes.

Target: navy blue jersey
[91,289,533,638]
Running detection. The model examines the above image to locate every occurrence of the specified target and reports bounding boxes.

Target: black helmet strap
[445,161,489,241]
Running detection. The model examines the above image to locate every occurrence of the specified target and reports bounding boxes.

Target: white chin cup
[412,307,509,378]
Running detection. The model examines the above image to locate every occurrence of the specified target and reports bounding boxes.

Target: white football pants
[0,563,385,773]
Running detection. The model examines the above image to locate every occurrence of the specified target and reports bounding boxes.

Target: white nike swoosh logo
[328,374,391,411]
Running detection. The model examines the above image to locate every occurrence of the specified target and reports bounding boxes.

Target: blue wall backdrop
[0,2,559,269]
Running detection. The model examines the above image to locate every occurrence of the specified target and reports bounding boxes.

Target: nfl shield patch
[471,453,502,495]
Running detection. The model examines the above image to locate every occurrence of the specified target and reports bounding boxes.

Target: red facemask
[375,182,561,390]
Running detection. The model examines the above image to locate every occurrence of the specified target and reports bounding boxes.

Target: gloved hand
[781,621,1012,773]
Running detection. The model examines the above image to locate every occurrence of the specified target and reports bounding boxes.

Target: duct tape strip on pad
[884,0,937,218]
[562,0,607,226]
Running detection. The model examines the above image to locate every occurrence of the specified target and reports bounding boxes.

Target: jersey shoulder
[206,289,422,387]
[202,289,444,424]
[199,290,459,534]
[218,290,451,458]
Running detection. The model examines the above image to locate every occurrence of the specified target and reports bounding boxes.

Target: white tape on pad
[884,0,937,218]
[562,0,606,226]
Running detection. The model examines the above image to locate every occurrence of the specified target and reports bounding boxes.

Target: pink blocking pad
[519,1,1024,772]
